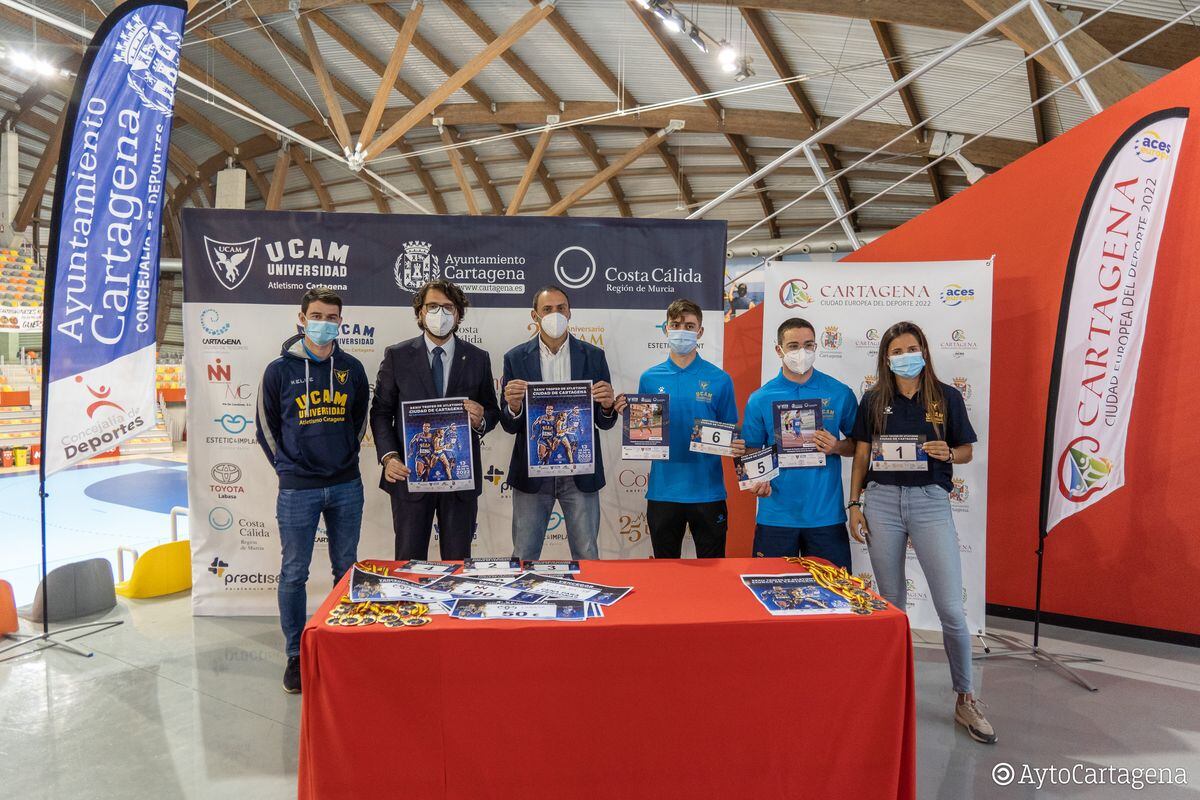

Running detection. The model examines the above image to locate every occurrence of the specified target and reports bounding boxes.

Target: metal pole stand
[0,620,124,662]
[973,631,1101,692]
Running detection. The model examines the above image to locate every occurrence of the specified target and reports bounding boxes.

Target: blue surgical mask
[305,320,339,346]
[889,352,926,378]
[667,329,698,355]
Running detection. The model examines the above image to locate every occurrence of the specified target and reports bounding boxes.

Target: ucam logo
[1134,128,1173,163]
[553,246,596,289]
[779,278,812,309]
[939,283,975,306]
[204,236,259,291]
[1057,435,1113,503]
[395,240,439,292]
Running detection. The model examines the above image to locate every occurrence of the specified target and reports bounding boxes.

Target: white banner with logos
[183,211,725,615]
[761,259,992,634]
[1045,110,1187,533]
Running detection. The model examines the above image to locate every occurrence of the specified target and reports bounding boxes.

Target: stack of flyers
[449,599,604,621]
[348,566,454,609]
[526,381,595,477]
[505,573,632,606]
[773,399,826,467]
[401,398,475,492]
[689,419,737,456]
[522,560,581,575]
[741,574,852,616]
[622,393,669,460]
[734,445,780,489]
[425,574,546,603]
[395,560,460,576]
[462,557,522,576]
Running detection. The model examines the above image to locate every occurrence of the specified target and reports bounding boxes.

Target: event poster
[622,393,669,460]
[761,259,992,635]
[735,445,779,490]
[182,210,726,616]
[741,574,853,616]
[773,399,825,467]
[526,381,594,477]
[401,399,474,492]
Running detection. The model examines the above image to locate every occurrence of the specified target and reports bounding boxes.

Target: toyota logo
[553,246,596,289]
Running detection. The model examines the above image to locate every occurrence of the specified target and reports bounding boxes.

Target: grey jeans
[511,477,601,560]
[863,481,973,694]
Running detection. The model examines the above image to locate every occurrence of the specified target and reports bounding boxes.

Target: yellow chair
[114,540,193,598]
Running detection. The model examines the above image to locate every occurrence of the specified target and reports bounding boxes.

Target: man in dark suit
[499,285,617,560]
[371,279,500,560]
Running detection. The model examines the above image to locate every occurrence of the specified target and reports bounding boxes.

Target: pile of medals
[785,557,889,615]
[325,596,432,628]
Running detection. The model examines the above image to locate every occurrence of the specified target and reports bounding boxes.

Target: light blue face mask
[667,329,698,355]
[889,352,926,378]
[305,320,339,346]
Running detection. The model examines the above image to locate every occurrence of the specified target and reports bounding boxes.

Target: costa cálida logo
[779,278,812,309]
[1057,436,1113,502]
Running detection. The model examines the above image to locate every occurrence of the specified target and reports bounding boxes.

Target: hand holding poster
[402,399,474,492]
[622,393,669,460]
[773,399,825,467]
[526,381,594,476]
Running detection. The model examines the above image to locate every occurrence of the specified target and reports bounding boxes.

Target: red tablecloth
[299,558,916,800]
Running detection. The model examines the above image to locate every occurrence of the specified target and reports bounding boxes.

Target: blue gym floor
[0,458,189,605]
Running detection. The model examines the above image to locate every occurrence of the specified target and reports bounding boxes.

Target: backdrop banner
[761,259,992,634]
[41,0,185,475]
[182,209,726,615]
[1043,109,1188,534]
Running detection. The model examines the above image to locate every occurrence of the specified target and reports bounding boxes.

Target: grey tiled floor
[1,596,1197,799]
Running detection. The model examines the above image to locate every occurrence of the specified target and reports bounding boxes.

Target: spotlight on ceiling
[687,24,708,53]
[661,9,684,32]
[717,41,738,69]
[732,57,755,82]
[932,132,986,185]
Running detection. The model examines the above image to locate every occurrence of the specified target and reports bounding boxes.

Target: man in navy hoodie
[256,287,369,694]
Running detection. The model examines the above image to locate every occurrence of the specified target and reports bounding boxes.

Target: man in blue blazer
[371,280,500,560]
[499,285,617,560]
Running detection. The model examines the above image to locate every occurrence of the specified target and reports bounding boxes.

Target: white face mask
[539,312,569,338]
[782,348,816,375]
[425,308,455,337]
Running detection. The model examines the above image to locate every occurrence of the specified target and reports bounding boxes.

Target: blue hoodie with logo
[256,333,370,489]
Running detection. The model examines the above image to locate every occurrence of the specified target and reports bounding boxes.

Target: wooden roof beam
[296,15,353,152]
[438,125,480,215]
[363,1,559,161]
[265,146,292,210]
[360,0,423,150]
[546,127,675,216]
[507,126,555,215]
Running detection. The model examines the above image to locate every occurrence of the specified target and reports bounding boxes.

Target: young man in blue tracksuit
[256,287,369,694]
[616,299,742,558]
[741,317,858,568]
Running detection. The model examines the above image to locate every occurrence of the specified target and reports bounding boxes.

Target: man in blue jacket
[256,287,369,694]
[741,317,858,568]
[615,299,743,558]
[499,285,617,560]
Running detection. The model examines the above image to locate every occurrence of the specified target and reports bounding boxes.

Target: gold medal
[402,616,431,627]
[340,613,363,626]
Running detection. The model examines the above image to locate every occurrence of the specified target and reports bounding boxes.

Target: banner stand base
[0,621,124,664]
[972,631,1101,692]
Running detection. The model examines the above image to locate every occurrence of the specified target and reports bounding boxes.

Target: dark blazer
[370,334,500,498]
[498,335,618,494]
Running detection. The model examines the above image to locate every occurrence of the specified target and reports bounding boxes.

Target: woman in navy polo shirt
[846,321,996,745]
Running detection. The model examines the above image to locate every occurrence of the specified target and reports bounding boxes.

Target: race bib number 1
[871,435,928,471]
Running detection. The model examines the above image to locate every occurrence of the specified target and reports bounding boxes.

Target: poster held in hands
[622,393,669,460]
[773,399,825,467]
[401,399,474,492]
[526,381,594,476]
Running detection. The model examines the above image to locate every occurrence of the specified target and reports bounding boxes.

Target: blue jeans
[863,481,973,694]
[752,522,851,569]
[512,478,600,560]
[276,478,363,657]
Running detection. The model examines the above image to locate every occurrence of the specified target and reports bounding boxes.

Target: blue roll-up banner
[41,0,185,476]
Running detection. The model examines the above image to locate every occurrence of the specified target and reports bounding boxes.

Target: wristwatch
[846,500,862,510]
